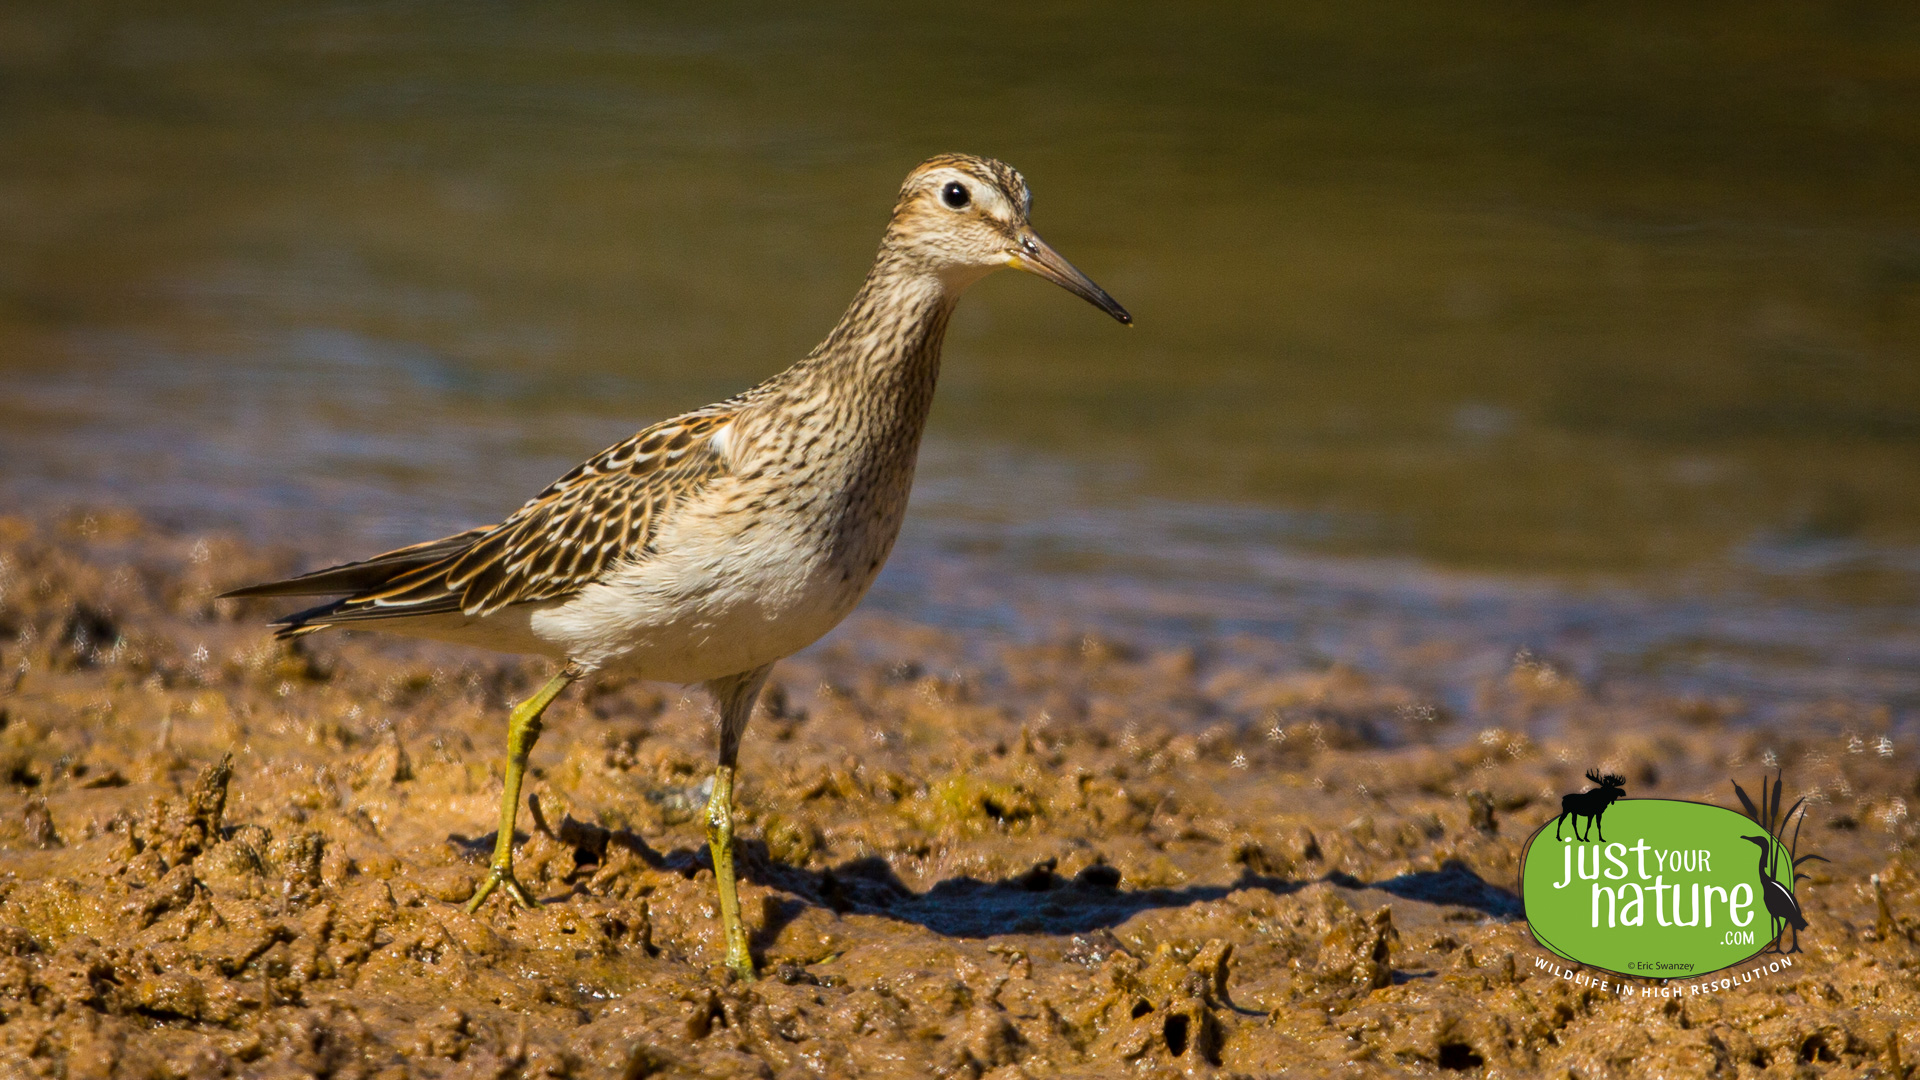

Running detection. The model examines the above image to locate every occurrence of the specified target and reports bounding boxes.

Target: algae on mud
[0,512,1916,1078]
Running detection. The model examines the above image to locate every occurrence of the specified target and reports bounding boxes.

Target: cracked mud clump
[0,511,1916,1078]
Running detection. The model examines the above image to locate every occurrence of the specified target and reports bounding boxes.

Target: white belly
[524,507,880,683]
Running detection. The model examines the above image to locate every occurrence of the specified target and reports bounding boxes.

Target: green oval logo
[1521,799,1800,979]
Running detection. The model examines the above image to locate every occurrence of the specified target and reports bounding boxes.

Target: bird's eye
[940,181,971,209]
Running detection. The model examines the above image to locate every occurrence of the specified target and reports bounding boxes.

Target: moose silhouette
[1553,769,1627,842]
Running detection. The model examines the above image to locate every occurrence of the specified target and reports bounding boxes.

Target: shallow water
[3,2,1918,726]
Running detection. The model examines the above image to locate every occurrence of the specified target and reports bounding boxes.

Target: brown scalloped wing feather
[318,410,734,622]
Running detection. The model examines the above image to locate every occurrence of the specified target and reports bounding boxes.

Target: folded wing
[223,410,736,638]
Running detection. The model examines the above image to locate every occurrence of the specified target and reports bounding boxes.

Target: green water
[3,2,1918,718]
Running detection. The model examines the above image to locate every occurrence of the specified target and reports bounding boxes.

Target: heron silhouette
[1740,834,1807,954]
[1731,769,1827,955]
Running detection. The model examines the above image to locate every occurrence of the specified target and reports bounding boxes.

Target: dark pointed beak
[1009,232,1131,325]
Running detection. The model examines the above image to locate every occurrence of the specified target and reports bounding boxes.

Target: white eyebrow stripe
[928,167,1015,221]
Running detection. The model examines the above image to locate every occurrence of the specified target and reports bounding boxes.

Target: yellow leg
[703,665,772,980]
[467,664,578,913]
[705,761,753,978]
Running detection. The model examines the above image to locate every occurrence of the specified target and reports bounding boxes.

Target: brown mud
[0,511,1915,1078]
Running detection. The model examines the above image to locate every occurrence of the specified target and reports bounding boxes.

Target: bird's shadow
[739,852,1524,956]
[455,807,1522,953]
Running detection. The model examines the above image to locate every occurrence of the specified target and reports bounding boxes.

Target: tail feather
[220,527,490,600]
[264,597,352,640]
[226,527,491,639]
[268,593,466,639]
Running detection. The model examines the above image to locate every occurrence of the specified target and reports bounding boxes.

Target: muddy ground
[0,510,1914,1079]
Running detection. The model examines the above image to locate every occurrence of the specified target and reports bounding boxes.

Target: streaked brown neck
[791,246,959,439]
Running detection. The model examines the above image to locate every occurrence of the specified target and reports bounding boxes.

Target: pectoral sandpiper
[225,154,1130,979]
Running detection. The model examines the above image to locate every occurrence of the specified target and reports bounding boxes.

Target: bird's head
[1740,835,1773,850]
[884,153,1130,325]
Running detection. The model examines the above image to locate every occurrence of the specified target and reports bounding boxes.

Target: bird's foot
[466,864,542,913]
[723,931,755,982]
